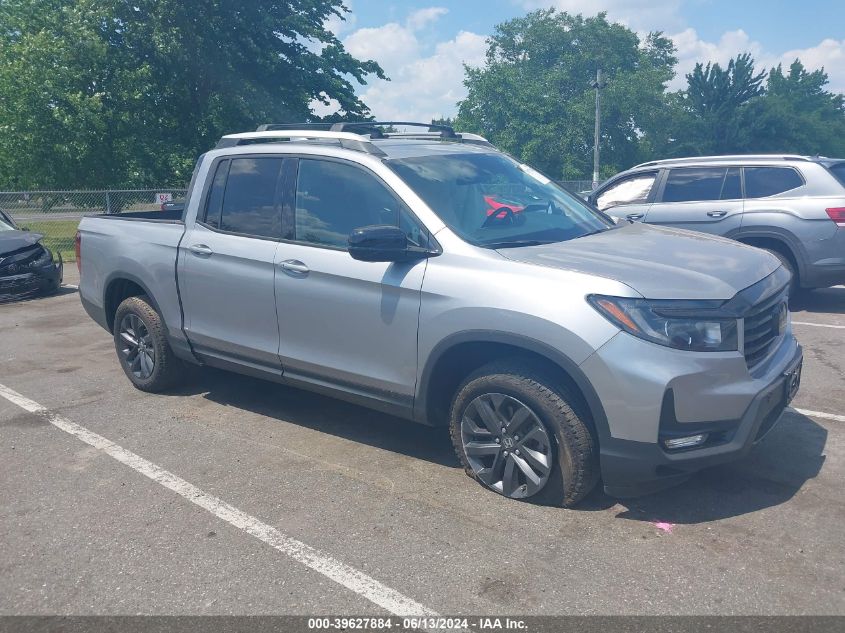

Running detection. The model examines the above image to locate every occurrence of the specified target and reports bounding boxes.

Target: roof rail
[217,121,490,154]
[256,123,335,132]
[330,121,459,139]
[380,131,492,147]
[257,121,463,139]
[215,130,386,156]
[633,154,814,169]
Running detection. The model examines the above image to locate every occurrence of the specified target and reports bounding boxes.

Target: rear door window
[744,167,804,198]
[595,173,657,210]
[219,158,283,238]
[721,167,742,200]
[202,160,229,229]
[661,167,727,203]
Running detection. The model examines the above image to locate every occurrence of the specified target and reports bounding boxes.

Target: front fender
[414,328,614,443]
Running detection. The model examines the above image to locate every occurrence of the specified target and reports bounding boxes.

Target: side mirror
[348,225,429,262]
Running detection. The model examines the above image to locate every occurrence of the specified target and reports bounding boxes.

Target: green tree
[679,53,766,154]
[673,54,845,157]
[736,60,845,156]
[455,10,677,180]
[0,0,384,189]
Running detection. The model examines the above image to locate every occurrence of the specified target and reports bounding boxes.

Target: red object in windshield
[483,195,525,218]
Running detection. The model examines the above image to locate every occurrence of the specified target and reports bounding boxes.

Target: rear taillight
[75,231,82,274]
[826,207,845,227]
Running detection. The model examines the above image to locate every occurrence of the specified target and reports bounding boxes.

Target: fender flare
[102,271,164,331]
[727,228,806,276]
[414,330,611,443]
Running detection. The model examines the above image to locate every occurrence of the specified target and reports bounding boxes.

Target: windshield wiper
[578,227,613,238]
[482,239,555,249]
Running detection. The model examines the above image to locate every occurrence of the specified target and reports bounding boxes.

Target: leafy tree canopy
[735,60,845,156]
[2,5,844,188]
[455,10,677,180]
[0,0,383,188]
[456,10,845,179]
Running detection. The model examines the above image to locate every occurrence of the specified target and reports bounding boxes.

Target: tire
[449,360,599,507]
[113,295,183,392]
[765,248,800,298]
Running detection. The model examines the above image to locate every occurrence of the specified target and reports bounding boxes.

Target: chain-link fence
[557,180,594,194]
[1,189,186,261]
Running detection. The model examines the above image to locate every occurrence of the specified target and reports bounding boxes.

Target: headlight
[588,295,738,352]
[33,244,54,266]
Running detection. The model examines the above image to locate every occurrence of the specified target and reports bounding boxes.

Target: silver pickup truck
[78,122,803,506]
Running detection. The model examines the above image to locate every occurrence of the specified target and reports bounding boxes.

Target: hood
[0,230,44,256]
[497,223,780,300]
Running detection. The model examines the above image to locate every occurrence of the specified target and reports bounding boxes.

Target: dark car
[160,201,185,213]
[0,209,63,302]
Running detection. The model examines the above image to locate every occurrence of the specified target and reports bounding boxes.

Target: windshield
[388,152,612,247]
[0,214,17,231]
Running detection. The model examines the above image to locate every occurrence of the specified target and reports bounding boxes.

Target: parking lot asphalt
[1,269,843,616]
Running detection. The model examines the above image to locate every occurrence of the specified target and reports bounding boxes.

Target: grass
[18,219,80,262]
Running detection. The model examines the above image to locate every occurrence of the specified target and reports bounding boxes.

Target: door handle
[626,213,644,221]
[707,210,728,218]
[189,244,213,256]
[280,259,309,274]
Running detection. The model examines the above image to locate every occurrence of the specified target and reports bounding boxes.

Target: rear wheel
[449,361,599,507]
[113,296,183,392]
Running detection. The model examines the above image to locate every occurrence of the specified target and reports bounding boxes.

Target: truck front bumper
[580,329,803,498]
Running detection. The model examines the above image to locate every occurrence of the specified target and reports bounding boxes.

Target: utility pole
[591,68,606,190]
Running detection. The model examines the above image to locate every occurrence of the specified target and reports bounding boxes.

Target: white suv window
[662,167,728,203]
[744,167,804,198]
[596,173,656,211]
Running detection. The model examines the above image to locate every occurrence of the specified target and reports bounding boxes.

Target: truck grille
[743,290,787,370]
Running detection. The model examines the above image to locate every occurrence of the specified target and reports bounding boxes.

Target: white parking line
[792,321,845,330]
[0,382,438,618]
[62,283,78,290]
[791,407,845,423]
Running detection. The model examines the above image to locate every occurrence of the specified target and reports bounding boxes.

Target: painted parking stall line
[791,407,845,423]
[792,321,845,330]
[0,382,438,619]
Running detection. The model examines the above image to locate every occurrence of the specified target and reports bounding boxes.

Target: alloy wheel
[118,313,155,380]
[460,393,554,498]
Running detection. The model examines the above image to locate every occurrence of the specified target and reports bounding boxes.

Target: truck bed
[77,212,186,344]
[93,209,184,222]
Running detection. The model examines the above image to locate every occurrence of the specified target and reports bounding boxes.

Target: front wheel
[113,296,183,392]
[449,361,599,507]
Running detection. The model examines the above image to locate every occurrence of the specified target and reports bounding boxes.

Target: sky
[318,0,845,121]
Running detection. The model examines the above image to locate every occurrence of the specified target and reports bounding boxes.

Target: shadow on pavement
[597,411,827,524]
[171,367,461,469]
[168,368,827,522]
[791,286,845,315]
[0,285,76,305]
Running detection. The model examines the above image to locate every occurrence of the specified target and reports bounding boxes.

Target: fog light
[663,434,708,450]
